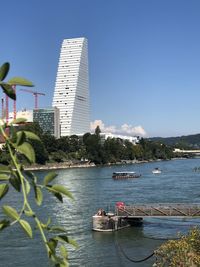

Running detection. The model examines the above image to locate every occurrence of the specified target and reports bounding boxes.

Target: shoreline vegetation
[23,158,181,171]
[24,161,96,171]
[1,123,193,171]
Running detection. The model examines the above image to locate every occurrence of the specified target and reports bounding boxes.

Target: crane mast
[20,89,45,109]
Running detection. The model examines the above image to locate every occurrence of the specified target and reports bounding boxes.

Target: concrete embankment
[23,158,172,171]
[24,162,96,171]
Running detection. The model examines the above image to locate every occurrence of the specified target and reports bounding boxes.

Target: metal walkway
[116,204,200,218]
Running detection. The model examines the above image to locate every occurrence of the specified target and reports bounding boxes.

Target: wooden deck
[116,204,200,218]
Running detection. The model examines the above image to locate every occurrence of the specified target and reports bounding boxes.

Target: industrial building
[100,133,140,145]
[7,109,33,123]
[33,107,60,138]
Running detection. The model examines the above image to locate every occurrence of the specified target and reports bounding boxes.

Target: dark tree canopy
[1,122,176,165]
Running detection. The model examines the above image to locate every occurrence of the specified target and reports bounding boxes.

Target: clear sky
[1,0,200,137]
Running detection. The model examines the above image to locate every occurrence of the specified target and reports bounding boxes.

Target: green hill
[148,134,200,149]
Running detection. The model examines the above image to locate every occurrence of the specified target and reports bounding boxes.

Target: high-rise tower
[52,37,90,136]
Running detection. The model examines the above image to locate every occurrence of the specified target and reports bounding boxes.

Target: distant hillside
[148,133,200,149]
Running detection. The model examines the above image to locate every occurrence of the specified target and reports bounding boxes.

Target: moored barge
[92,203,143,232]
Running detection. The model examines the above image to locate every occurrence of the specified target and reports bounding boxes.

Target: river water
[1,158,200,267]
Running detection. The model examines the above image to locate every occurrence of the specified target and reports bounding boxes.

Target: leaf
[16,142,35,163]
[46,217,51,227]
[24,210,35,217]
[0,165,11,174]
[43,172,57,185]
[0,184,9,200]
[34,186,43,206]
[2,205,20,220]
[49,226,67,233]
[24,172,37,188]
[0,83,16,100]
[50,254,68,267]
[23,131,40,141]
[46,185,63,202]
[54,235,69,243]
[47,238,58,253]
[9,125,17,142]
[0,174,10,180]
[24,170,36,183]
[41,217,52,229]
[17,131,41,141]
[0,62,10,81]
[54,192,63,202]
[56,260,69,267]
[16,131,26,146]
[54,235,78,248]
[11,118,27,125]
[0,219,10,230]
[59,245,68,259]
[7,77,34,87]
[51,185,73,200]
[25,180,31,194]
[19,219,32,238]
[9,175,21,192]
[66,238,78,248]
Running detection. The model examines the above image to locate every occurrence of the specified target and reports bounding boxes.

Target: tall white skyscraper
[53,37,90,136]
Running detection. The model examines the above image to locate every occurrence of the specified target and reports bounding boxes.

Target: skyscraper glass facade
[33,107,60,138]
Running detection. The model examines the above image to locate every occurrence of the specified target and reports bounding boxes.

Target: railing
[116,203,200,217]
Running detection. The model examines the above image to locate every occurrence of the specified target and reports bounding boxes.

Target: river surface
[1,158,200,267]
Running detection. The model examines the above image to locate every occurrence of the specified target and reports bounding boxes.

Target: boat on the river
[112,171,141,179]
[152,168,161,174]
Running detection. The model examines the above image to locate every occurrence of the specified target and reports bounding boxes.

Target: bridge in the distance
[174,148,200,155]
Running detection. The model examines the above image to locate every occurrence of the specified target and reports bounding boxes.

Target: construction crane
[13,85,16,120]
[2,85,16,123]
[5,94,9,123]
[20,89,45,109]
[1,97,4,120]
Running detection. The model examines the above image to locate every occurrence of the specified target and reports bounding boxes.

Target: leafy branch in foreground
[0,62,34,100]
[0,62,76,267]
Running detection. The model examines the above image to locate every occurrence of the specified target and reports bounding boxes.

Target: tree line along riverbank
[22,159,159,171]
[0,123,189,167]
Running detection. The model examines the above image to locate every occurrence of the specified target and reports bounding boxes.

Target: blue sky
[1,0,200,137]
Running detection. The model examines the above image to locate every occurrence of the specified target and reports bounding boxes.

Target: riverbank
[23,158,171,171]
[23,161,96,171]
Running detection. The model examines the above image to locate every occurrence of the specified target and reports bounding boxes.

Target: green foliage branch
[0,63,77,267]
[154,227,200,267]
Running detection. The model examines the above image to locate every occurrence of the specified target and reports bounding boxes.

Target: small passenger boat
[112,171,141,179]
[152,168,161,174]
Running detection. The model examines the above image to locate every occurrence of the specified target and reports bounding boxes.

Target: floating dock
[92,203,200,232]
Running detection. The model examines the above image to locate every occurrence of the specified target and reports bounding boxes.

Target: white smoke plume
[90,120,147,137]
